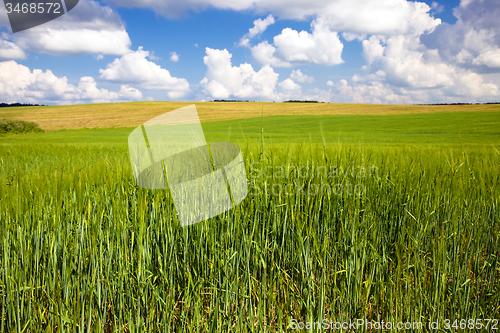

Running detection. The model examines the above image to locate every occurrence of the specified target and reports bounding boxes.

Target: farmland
[0,102,499,332]
[0,101,499,131]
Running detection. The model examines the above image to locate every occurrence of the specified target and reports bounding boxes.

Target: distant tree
[283,100,319,103]
[213,100,250,102]
[0,103,45,107]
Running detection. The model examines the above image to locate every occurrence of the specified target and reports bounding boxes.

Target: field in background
[0,103,499,331]
[0,101,499,130]
[1,110,500,146]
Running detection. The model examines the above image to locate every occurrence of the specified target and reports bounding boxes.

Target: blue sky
[0,0,499,104]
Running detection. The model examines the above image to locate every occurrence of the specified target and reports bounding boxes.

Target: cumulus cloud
[1,0,131,56]
[327,0,498,104]
[170,52,179,62]
[472,49,500,68]
[431,1,444,13]
[342,32,367,42]
[363,35,457,88]
[239,15,275,47]
[104,0,440,36]
[278,78,301,91]
[332,79,414,104]
[330,75,499,104]
[0,38,26,60]
[290,69,314,83]
[349,31,500,103]
[199,48,319,102]
[281,79,416,104]
[15,29,131,56]
[364,33,499,96]
[0,61,142,104]
[76,77,143,102]
[276,78,304,101]
[317,0,440,36]
[362,36,386,66]
[422,0,500,72]
[248,14,275,38]
[99,47,190,99]
[252,18,344,67]
[250,41,292,67]
[200,47,279,100]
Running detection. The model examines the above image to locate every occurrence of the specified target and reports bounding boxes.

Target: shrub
[0,119,44,135]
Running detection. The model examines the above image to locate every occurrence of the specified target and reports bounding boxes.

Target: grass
[0,110,499,146]
[0,106,499,331]
[201,111,500,145]
[0,101,498,131]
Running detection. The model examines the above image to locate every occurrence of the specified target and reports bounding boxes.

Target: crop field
[0,103,499,332]
[1,101,499,131]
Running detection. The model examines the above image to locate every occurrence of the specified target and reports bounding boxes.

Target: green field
[0,106,499,332]
[2,110,500,145]
[1,101,498,130]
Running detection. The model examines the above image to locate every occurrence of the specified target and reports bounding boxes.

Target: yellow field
[0,101,498,130]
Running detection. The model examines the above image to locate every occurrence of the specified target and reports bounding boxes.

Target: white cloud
[200,48,321,102]
[422,0,500,72]
[99,47,190,99]
[279,78,301,91]
[104,0,440,36]
[170,52,179,62]
[76,77,142,102]
[353,32,500,103]
[342,32,367,42]
[290,69,314,83]
[200,47,279,100]
[443,71,499,97]
[459,0,475,8]
[362,36,386,65]
[239,15,275,47]
[248,14,275,38]
[318,0,440,36]
[252,19,344,67]
[117,85,143,100]
[363,35,455,88]
[250,41,292,67]
[239,38,251,49]
[306,80,417,104]
[472,48,500,68]
[0,38,26,60]
[14,29,131,56]
[336,0,497,103]
[0,61,142,104]
[431,1,444,13]
[332,79,414,104]
[2,0,131,56]
[276,78,303,101]
[148,51,161,60]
